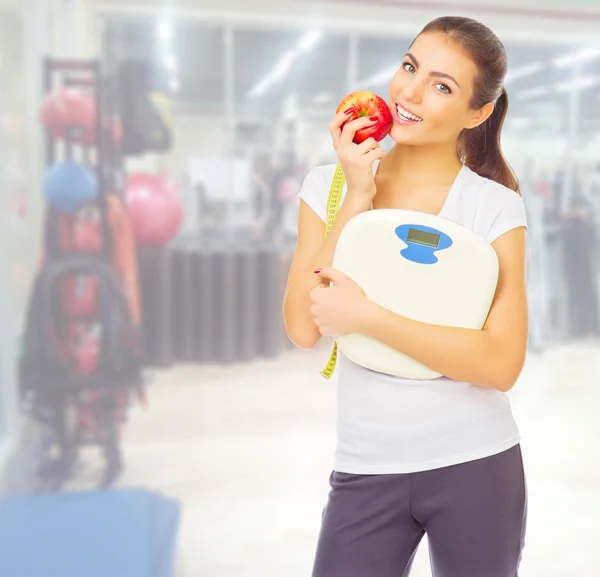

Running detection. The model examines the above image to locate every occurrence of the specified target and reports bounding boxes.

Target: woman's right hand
[328,110,386,202]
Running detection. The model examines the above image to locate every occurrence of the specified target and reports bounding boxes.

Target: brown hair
[415,16,520,194]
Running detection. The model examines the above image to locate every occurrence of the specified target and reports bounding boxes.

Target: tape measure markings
[319,163,345,380]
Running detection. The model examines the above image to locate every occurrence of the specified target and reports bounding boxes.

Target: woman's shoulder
[462,165,521,202]
[300,159,381,193]
[297,163,342,222]
[301,163,339,188]
[462,166,527,243]
[462,166,524,212]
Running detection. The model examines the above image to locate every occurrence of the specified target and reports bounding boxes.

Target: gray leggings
[312,445,527,577]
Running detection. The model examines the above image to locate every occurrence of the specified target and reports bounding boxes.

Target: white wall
[48,0,99,58]
[0,0,48,484]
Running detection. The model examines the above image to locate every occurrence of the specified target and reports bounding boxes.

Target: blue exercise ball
[44,161,98,213]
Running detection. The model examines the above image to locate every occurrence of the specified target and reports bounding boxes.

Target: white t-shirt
[298,160,528,474]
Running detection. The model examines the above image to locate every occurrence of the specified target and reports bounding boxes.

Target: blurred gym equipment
[43,161,98,213]
[125,173,183,247]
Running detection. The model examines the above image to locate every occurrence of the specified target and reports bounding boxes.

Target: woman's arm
[284,196,372,349]
[283,112,385,350]
[359,227,528,392]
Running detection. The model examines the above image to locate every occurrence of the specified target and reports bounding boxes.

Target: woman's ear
[467,101,495,129]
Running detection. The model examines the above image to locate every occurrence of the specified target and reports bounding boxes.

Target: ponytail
[459,88,520,194]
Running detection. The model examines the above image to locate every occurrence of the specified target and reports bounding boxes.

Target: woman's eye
[401,61,451,94]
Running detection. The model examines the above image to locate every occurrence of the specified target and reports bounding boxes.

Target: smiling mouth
[396,103,423,122]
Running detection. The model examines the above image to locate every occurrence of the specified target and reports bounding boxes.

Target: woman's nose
[401,78,424,104]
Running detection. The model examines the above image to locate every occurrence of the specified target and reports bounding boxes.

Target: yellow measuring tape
[319,163,346,380]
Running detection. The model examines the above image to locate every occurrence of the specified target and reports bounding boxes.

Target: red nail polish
[314,269,321,274]
[343,108,354,115]
[369,116,378,121]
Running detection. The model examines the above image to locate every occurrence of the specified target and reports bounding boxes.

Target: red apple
[336,91,393,144]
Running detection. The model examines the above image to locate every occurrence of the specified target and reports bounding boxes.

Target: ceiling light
[164,56,177,71]
[271,52,295,80]
[298,30,323,53]
[246,31,323,100]
[248,81,269,99]
[157,20,172,42]
[358,64,399,87]
[517,86,551,101]
[504,62,545,84]
[248,55,294,99]
[553,46,600,68]
[518,75,600,100]
[555,75,600,92]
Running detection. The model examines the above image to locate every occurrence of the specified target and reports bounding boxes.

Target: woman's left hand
[309,267,372,336]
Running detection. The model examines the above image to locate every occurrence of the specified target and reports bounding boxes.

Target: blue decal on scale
[395,224,453,264]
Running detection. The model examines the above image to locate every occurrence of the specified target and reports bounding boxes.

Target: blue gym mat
[0,487,181,577]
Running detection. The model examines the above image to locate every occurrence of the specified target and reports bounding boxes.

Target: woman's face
[387,31,491,147]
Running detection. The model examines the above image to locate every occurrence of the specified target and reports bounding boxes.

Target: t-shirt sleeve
[297,166,330,223]
[485,186,528,244]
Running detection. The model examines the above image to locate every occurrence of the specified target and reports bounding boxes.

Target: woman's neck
[381,142,463,186]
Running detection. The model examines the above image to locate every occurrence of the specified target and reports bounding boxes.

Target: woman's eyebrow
[406,53,461,88]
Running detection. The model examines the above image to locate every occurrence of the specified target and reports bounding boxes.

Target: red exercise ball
[125,173,183,246]
[40,88,123,146]
[40,89,95,145]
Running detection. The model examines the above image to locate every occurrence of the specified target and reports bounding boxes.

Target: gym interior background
[0,0,599,575]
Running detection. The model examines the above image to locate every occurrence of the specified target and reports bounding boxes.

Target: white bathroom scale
[332,209,499,379]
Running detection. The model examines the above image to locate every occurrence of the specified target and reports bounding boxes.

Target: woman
[283,16,529,577]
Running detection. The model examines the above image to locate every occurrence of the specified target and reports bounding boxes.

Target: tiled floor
[112,340,600,576]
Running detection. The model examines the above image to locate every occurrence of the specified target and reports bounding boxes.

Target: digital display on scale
[406,228,441,248]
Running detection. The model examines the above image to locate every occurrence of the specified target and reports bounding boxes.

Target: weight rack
[27,56,137,491]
